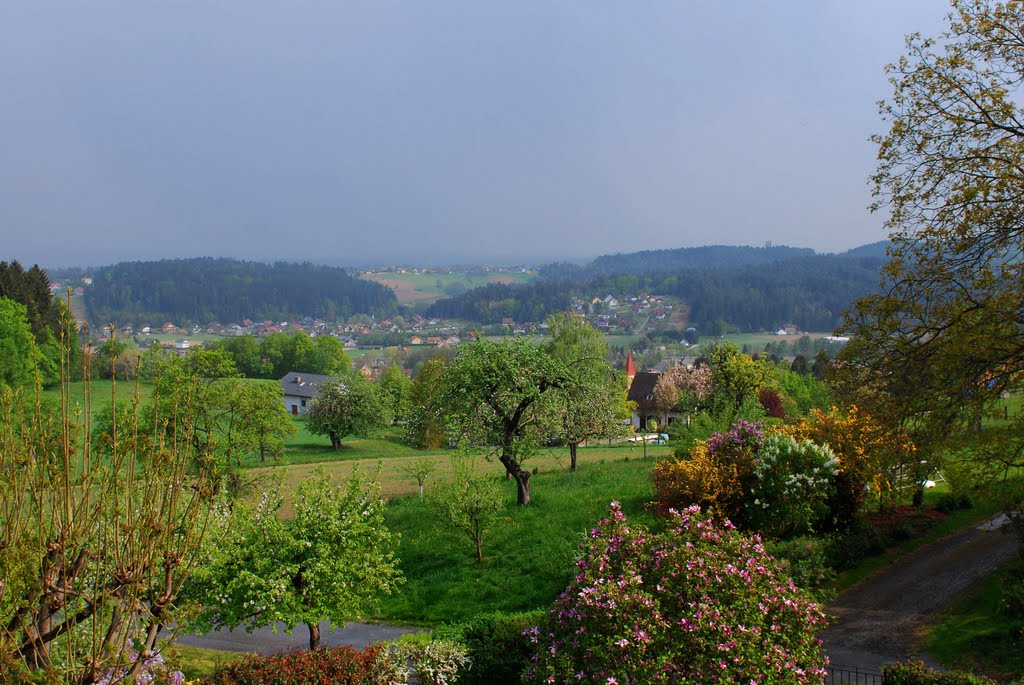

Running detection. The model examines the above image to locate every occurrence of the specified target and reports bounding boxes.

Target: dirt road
[820,515,1019,671]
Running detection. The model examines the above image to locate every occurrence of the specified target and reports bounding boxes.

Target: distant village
[53,271,699,355]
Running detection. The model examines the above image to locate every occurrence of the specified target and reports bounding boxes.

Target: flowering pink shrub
[525,502,829,685]
[705,419,766,462]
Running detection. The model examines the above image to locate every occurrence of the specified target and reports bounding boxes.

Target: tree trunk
[308,621,321,650]
[499,455,532,505]
[513,469,531,506]
[476,537,483,563]
[569,442,578,471]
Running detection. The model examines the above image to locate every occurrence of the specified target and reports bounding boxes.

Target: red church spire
[625,351,636,380]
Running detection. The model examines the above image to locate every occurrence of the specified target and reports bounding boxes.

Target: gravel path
[177,621,420,654]
[820,515,1020,672]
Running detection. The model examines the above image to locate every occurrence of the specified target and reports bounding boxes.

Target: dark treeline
[85,259,397,326]
[428,252,885,333]
[0,260,61,341]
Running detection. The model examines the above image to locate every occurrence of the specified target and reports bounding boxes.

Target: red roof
[626,351,636,378]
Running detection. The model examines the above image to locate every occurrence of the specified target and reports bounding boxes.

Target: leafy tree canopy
[306,374,391,450]
[85,258,396,326]
[839,0,1024,478]
[188,467,402,650]
[0,298,46,389]
[439,337,576,505]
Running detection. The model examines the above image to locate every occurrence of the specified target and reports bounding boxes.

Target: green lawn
[39,379,155,424]
[925,553,1024,679]
[160,643,243,681]
[376,457,663,625]
[261,436,671,517]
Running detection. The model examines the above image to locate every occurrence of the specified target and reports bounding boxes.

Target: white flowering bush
[748,433,838,538]
[376,634,471,685]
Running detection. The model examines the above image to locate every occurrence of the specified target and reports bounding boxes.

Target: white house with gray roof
[279,372,333,416]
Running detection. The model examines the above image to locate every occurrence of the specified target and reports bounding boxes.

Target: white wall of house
[283,393,312,416]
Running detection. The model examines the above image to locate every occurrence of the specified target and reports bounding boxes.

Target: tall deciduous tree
[187,467,402,650]
[378,363,412,423]
[306,374,390,450]
[405,356,448,449]
[439,338,574,505]
[544,314,628,471]
[701,342,775,413]
[840,0,1024,479]
[0,298,43,389]
[149,348,296,493]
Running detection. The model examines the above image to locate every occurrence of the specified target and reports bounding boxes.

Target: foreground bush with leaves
[882,660,998,685]
[200,637,470,685]
[199,644,387,685]
[433,610,544,685]
[525,502,829,685]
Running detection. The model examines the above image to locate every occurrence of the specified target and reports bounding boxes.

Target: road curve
[820,515,1019,671]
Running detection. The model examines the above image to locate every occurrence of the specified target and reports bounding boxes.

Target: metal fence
[827,665,883,685]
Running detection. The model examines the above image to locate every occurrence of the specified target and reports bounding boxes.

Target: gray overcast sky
[1,1,949,268]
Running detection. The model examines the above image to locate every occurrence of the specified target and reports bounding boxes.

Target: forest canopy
[429,251,885,332]
[84,258,397,326]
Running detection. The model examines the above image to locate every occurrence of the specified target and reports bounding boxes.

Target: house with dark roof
[279,372,334,416]
[626,371,661,430]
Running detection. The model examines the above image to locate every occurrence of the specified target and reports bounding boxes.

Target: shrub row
[200,644,386,685]
[199,637,469,685]
[882,661,1000,685]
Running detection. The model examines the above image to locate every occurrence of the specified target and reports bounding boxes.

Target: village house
[279,372,333,416]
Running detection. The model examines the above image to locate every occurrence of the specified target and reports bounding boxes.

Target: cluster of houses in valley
[569,293,675,335]
[99,292,680,356]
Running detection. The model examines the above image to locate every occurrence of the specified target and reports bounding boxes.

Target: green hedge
[433,609,546,685]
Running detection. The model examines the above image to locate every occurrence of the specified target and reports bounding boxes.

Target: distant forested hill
[836,241,890,259]
[539,244,816,279]
[428,245,886,333]
[85,259,396,326]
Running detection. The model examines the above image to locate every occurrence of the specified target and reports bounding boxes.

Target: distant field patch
[695,331,840,352]
[362,270,535,306]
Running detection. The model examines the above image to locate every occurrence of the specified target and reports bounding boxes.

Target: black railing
[827,665,883,685]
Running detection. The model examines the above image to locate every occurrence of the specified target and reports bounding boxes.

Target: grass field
[692,331,839,353]
[362,271,535,307]
[161,643,243,680]
[376,456,665,625]
[39,380,155,424]
[257,426,671,516]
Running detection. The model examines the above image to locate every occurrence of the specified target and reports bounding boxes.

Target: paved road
[820,515,1020,672]
[177,621,420,654]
